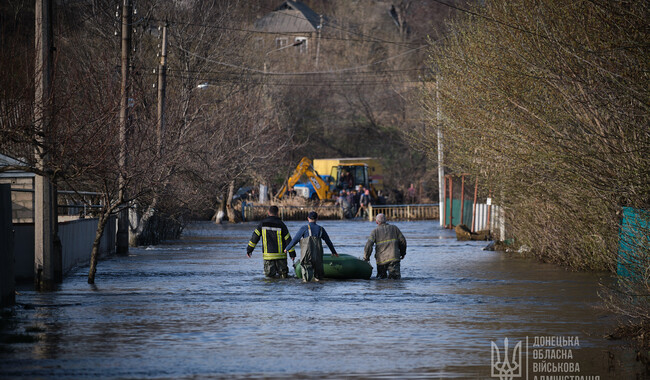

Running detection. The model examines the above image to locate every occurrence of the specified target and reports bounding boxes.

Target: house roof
[0,153,33,178]
[254,1,321,33]
[0,153,28,167]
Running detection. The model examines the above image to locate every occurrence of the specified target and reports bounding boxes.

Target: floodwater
[1,220,647,379]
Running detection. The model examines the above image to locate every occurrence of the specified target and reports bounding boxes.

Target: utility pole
[34,0,58,290]
[116,0,132,255]
[315,14,322,68]
[436,74,445,227]
[156,22,168,154]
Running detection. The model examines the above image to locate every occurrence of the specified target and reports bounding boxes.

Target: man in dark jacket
[364,213,407,279]
[247,206,295,278]
[284,211,339,282]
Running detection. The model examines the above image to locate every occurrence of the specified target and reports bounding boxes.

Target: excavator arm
[277,157,331,200]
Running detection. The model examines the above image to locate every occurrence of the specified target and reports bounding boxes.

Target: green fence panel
[618,207,650,279]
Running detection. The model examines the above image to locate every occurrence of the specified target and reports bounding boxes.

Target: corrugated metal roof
[254,1,320,33]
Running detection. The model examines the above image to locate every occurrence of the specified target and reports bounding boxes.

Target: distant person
[341,171,354,189]
[353,188,361,213]
[287,186,297,198]
[357,189,371,218]
[364,213,407,279]
[346,190,356,216]
[285,211,339,282]
[336,190,352,219]
[407,183,417,204]
[246,205,295,278]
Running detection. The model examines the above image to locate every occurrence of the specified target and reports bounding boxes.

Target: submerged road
[0,220,645,379]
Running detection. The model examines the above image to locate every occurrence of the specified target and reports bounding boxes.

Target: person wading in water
[246,205,295,278]
[285,211,339,282]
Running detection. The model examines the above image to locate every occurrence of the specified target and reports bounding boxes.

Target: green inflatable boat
[294,254,373,280]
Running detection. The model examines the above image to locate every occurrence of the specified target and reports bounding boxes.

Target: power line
[156,66,426,77]
[152,18,419,47]
[141,71,424,87]
[174,44,427,76]
[254,5,420,48]
[428,0,549,39]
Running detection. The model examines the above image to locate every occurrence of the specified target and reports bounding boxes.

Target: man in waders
[364,213,407,279]
[246,205,296,278]
[284,211,339,282]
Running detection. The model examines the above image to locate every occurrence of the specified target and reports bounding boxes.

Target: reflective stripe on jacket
[247,216,295,260]
[364,223,407,264]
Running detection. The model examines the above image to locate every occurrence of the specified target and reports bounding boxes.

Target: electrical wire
[255,4,420,48]
[151,18,419,47]
[428,0,550,39]
[140,70,424,87]
[174,44,427,76]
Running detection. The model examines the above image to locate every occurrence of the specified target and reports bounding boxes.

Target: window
[295,37,308,54]
[254,38,264,50]
[275,38,288,49]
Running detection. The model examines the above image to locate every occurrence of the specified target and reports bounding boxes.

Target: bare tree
[420,0,649,341]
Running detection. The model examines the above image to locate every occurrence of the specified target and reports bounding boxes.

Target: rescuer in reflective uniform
[363,213,407,279]
[246,205,296,278]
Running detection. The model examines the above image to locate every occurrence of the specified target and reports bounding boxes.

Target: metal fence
[367,204,439,221]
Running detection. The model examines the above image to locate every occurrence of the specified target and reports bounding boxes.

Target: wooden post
[436,74,444,227]
[460,175,465,226]
[449,175,454,228]
[471,177,478,232]
[116,0,132,255]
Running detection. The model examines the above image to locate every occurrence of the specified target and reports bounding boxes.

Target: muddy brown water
[0,220,647,379]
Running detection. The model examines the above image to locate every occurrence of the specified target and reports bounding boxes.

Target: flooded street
[1,220,646,379]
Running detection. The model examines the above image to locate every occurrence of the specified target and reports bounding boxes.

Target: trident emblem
[491,337,523,379]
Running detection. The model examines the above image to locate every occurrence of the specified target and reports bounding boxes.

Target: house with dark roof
[254,1,324,70]
[0,153,34,223]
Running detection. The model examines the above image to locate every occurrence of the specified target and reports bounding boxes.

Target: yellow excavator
[276,157,334,200]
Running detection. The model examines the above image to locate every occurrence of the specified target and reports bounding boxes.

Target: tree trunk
[225,180,237,223]
[88,212,110,284]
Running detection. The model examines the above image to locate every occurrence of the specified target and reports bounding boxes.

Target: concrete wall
[14,216,116,281]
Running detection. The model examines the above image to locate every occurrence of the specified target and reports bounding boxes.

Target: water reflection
[0,220,646,379]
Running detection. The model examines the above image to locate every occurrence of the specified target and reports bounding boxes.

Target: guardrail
[367,203,439,221]
[242,202,440,222]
